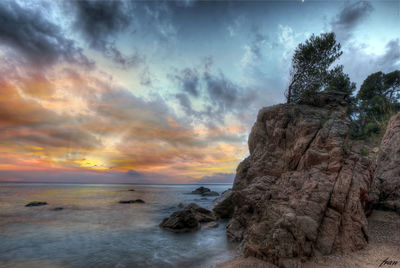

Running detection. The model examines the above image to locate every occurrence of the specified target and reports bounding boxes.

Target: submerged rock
[119,199,145,204]
[202,191,219,196]
[52,207,64,211]
[160,203,217,232]
[25,201,47,207]
[215,91,376,266]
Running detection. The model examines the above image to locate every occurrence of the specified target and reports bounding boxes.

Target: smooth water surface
[0,183,236,268]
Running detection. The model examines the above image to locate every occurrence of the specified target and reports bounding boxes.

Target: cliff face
[215,92,376,267]
[372,112,400,213]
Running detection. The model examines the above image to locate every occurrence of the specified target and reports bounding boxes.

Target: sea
[0,183,237,268]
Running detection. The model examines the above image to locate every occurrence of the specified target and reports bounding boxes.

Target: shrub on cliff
[285,32,354,104]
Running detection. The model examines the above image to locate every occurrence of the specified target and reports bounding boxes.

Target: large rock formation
[372,112,400,213]
[214,92,376,267]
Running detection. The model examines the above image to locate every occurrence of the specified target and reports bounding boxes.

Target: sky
[0,0,399,184]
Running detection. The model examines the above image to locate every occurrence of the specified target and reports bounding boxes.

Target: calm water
[0,183,236,268]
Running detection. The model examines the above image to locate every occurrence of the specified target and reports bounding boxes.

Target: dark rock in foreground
[25,201,47,207]
[212,189,233,219]
[191,186,211,194]
[119,199,145,204]
[214,92,376,266]
[160,203,217,232]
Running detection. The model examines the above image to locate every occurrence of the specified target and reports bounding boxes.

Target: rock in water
[215,91,375,266]
[191,186,211,194]
[119,199,145,204]
[160,203,217,232]
[25,201,47,207]
[372,112,400,214]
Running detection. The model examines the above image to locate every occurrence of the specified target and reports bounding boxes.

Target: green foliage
[286,32,347,104]
[350,70,400,140]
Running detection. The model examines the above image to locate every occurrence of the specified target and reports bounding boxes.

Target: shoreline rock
[160,203,217,232]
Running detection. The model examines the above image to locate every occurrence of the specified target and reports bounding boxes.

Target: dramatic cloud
[171,68,200,97]
[70,0,141,68]
[331,1,373,42]
[0,1,91,68]
[341,38,400,86]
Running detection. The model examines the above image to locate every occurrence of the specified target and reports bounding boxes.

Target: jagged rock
[192,186,211,194]
[119,199,145,204]
[215,91,375,266]
[160,203,217,232]
[372,112,400,214]
[25,201,47,207]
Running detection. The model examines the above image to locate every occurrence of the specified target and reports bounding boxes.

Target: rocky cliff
[372,112,400,213]
[214,91,377,267]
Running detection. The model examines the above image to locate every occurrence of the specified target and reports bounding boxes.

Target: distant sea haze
[0,183,235,267]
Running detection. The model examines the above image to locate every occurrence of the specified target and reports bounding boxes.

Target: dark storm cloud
[0,1,92,68]
[171,68,200,97]
[377,39,400,70]
[70,0,141,68]
[331,1,373,41]
[341,38,400,87]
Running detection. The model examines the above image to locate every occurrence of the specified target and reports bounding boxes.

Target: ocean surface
[0,183,237,268]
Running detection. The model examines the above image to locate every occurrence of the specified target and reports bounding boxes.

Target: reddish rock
[215,92,376,267]
[372,112,400,214]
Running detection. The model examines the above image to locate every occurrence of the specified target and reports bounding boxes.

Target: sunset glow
[0,0,398,183]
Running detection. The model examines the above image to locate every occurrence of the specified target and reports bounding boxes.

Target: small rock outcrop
[160,203,216,232]
[25,201,47,207]
[192,186,211,194]
[372,112,400,213]
[192,186,220,196]
[215,92,375,267]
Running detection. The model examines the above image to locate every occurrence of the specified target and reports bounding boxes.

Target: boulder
[192,186,211,194]
[372,112,400,214]
[25,201,47,207]
[160,203,217,232]
[215,92,375,266]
